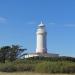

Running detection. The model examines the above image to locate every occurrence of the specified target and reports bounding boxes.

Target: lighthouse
[36,21,47,54]
[23,21,59,58]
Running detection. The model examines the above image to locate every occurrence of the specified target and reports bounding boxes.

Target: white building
[24,21,59,58]
[36,21,47,53]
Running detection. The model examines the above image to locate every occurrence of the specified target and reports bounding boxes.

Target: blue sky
[0,0,75,57]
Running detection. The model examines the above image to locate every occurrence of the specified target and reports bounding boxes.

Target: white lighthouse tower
[23,21,59,58]
[36,21,47,54]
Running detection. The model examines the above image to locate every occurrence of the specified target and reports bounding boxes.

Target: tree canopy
[0,45,27,63]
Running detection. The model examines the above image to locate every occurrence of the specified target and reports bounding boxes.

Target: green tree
[0,45,27,63]
[8,45,26,61]
[0,46,11,63]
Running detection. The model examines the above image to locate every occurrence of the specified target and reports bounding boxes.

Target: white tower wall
[36,22,47,53]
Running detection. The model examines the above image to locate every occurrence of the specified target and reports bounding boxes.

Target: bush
[0,63,16,72]
[15,63,35,71]
[35,61,75,73]
[0,62,35,72]
[35,61,57,73]
[0,58,75,73]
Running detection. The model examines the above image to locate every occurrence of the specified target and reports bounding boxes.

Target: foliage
[0,45,26,63]
[0,58,75,73]
[0,46,11,63]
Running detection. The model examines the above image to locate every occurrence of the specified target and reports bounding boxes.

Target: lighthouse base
[23,53,59,58]
[36,49,47,54]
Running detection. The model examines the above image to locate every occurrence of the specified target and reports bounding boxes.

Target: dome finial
[38,21,45,27]
[41,21,43,24]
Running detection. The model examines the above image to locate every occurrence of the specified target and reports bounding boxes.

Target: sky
[0,0,75,57]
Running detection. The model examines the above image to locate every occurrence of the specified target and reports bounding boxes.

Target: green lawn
[0,72,75,75]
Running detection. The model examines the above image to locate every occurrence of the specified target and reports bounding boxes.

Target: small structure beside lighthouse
[36,21,47,53]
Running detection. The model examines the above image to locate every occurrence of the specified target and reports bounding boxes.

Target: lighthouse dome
[38,21,45,27]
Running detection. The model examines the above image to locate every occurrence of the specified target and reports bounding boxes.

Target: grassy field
[0,72,75,75]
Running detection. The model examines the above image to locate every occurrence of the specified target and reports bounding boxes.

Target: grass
[0,72,75,75]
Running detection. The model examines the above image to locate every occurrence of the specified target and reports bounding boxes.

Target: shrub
[0,63,16,72]
[0,58,75,73]
[15,63,35,71]
[35,61,75,73]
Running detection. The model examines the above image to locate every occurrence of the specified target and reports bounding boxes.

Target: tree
[0,46,11,63]
[0,45,27,63]
[8,45,26,61]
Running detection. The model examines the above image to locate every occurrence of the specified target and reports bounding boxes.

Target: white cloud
[0,17,7,24]
[64,24,75,27]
